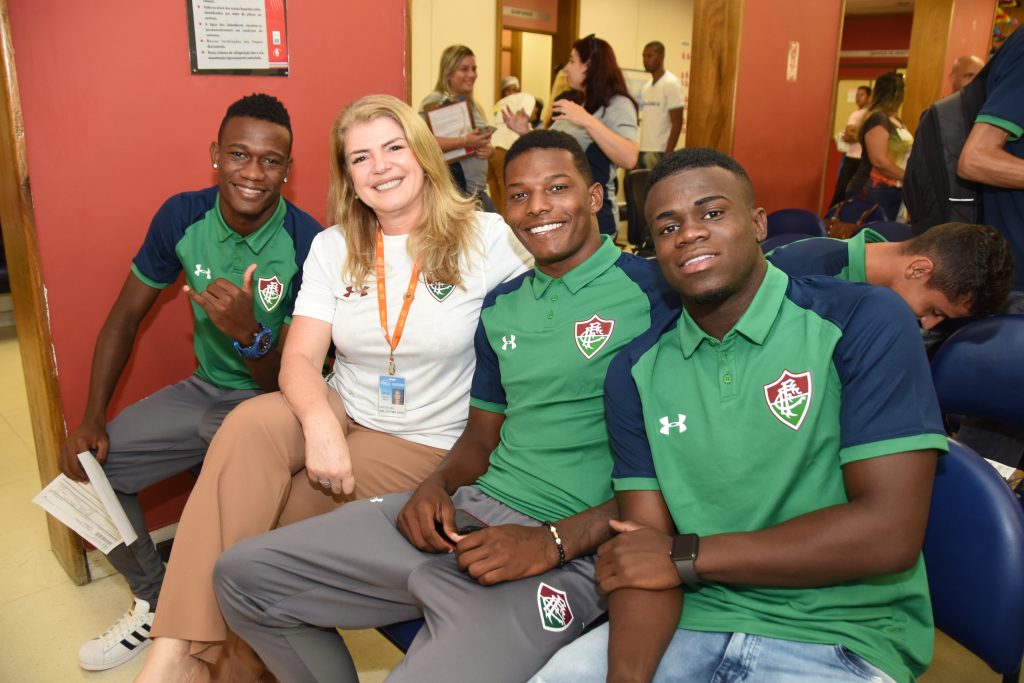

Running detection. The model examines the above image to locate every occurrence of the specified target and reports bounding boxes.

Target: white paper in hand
[31,452,138,553]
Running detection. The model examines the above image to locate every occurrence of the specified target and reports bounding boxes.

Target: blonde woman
[135,94,531,683]
[421,44,496,209]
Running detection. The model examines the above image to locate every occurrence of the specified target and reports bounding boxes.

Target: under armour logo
[502,335,517,350]
[343,285,369,298]
[194,264,211,279]
[659,414,687,435]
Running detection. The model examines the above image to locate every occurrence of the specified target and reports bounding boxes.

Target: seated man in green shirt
[533,148,948,683]
[766,222,1012,330]
[58,93,321,672]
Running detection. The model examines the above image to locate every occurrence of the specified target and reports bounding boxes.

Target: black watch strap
[670,533,701,588]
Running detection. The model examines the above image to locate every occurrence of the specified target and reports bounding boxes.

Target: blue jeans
[530,625,896,683]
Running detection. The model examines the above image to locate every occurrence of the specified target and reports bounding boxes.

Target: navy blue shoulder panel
[785,276,945,446]
[612,252,681,323]
[766,237,849,279]
[133,186,219,285]
[280,199,323,317]
[482,268,533,310]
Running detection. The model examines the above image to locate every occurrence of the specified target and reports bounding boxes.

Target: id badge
[378,375,407,418]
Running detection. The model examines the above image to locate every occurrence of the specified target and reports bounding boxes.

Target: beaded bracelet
[543,522,565,569]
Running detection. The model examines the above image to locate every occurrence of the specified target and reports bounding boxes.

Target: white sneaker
[78,597,154,671]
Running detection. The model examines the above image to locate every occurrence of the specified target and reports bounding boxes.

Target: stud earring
[213,162,219,169]
[283,177,288,183]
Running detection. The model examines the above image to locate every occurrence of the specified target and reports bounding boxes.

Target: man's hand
[596,520,679,594]
[454,524,556,585]
[184,263,260,343]
[396,476,458,553]
[59,421,109,481]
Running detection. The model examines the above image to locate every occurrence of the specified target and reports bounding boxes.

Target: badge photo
[378,375,407,418]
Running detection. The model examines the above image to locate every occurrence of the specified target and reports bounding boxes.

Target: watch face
[256,332,274,355]
[671,534,699,561]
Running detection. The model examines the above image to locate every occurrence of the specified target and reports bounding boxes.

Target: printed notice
[32,452,137,554]
[188,0,289,75]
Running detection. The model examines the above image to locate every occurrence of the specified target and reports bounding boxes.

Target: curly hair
[219,92,291,141]
[504,129,593,185]
[327,95,480,289]
[905,222,1014,316]
[646,147,755,207]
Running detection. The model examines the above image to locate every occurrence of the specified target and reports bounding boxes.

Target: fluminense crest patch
[426,281,455,302]
[258,276,284,312]
[763,369,813,430]
[537,582,573,632]
[574,314,614,360]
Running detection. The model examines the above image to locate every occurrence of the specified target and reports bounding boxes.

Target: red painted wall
[732,1,843,214]
[9,1,406,524]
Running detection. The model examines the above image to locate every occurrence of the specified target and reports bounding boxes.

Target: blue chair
[760,233,811,254]
[864,220,913,242]
[766,208,826,239]
[930,315,1024,426]
[825,199,888,226]
[377,618,424,652]
[923,439,1024,683]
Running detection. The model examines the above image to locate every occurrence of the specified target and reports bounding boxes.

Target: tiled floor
[0,323,1001,682]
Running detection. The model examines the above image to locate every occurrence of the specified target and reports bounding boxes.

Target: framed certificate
[423,99,474,162]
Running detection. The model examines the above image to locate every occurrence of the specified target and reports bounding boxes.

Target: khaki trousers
[149,390,446,681]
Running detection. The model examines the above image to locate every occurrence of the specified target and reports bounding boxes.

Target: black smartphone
[435,508,489,543]
[454,508,489,535]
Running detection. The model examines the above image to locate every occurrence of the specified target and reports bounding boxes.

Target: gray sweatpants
[214,486,605,683]
[101,375,259,604]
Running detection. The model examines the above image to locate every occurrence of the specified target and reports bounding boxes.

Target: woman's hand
[502,106,531,135]
[302,414,355,496]
[474,142,493,159]
[550,99,593,128]
[464,127,493,150]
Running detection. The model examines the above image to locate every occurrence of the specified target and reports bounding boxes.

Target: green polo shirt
[469,236,677,522]
[131,187,320,389]
[607,265,947,682]
[766,228,886,283]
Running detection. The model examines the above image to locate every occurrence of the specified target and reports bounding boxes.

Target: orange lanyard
[376,228,419,375]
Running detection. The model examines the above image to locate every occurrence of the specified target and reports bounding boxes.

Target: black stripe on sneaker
[119,639,138,650]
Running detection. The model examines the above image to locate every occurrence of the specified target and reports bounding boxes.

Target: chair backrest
[624,169,652,246]
[766,208,827,239]
[377,618,424,653]
[760,233,810,254]
[923,439,1024,674]
[825,199,889,225]
[863,221,913,242]
[930,315,1024,426]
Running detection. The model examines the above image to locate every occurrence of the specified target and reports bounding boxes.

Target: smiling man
[212,130,677,683]
[532,148,948,683]
[59,93,321,672]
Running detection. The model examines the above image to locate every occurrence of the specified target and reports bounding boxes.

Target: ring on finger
[319,479,331,487]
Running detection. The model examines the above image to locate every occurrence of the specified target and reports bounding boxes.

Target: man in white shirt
[830,84,871,208]
[638,41,684,170]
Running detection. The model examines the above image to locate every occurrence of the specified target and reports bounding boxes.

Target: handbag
[824,200,881,239]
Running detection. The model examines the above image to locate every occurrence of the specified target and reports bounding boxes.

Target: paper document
[32,452,137,553]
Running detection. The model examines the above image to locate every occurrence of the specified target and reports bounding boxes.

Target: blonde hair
[327,94,480,288]
[433,45,484,124]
